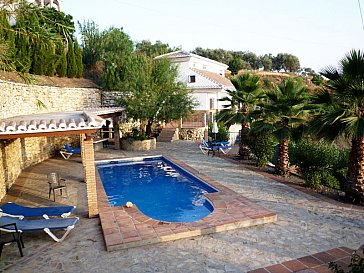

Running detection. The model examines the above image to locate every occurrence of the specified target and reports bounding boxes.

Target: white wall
[191,89,230,111]
[188,56,227,75]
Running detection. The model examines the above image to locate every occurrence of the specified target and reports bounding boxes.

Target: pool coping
[96,155,277,251]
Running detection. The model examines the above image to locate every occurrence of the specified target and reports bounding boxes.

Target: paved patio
[0,141,363,272]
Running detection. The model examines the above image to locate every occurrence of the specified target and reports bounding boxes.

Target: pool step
[157,128,179,142]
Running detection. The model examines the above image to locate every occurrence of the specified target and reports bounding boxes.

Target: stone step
[157,128,179,142]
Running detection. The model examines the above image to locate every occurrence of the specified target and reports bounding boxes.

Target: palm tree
[254,78,309,176]
[310,50,364,201]
[217,73,265,159]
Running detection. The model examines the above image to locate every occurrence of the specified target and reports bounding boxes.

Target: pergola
[0,108,124,218]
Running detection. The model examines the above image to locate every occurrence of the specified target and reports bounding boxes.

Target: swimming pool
[96,156,218,222]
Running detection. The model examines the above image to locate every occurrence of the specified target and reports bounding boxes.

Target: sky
[62,0,364,72]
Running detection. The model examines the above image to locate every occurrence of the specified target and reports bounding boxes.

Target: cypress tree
[44,44,57,76]
[15,35,31,73]
[14,16,31,73]
[56,41,67,77]
[74,39,84,78]
[66,38,77,78]
[31,43,45,75]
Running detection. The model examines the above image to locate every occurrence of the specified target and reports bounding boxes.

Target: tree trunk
[145,121,153,137]
[347,137,364,202]
[238,104,251,159]
[239,121,250,159]
[276,138,289,176]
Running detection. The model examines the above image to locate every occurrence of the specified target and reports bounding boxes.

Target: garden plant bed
[224,156,364,211]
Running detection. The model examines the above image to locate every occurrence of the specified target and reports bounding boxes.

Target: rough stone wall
[0,80,102,200]
[0,80,101,119]
[179,128,206,141]
[101,91,123,108]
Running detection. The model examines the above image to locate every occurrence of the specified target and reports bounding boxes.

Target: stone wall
[0,80,102,200]
[179,128,206,141]
[101,91,123,108]
[0,79,101,119]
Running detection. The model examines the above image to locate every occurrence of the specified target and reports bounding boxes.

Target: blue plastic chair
[0,215,79,242]
[0,202,75,219]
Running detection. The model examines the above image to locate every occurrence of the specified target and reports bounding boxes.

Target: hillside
[0,70,99,89]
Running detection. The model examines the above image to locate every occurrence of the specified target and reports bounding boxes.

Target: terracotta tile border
[222,156,364,212]
[247,246,359,273]
[95,155,277,251]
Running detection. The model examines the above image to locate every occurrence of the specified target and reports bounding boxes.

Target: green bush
[329,249,364,273]
[247,131,276,167]
[123,128,148,141]
[290,140,348,190]
[208,122,229,142]
[306,169,340,189]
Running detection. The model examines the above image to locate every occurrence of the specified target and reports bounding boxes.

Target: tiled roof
[84,107,125,116]
[0,110,109,138]
[156,50,228,69]
[191,68,235,89]
[0,107,125,138]
[155,50,190,59]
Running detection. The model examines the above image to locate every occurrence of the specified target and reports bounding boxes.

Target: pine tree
[66,38,77,78]
[74,39,84,78]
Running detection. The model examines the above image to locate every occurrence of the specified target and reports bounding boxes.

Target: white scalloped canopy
[0,107,124,137]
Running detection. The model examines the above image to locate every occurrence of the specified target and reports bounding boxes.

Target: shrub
[306,170,340,190]
[329,249,364,273]
[290,140,348,190]
[123,128,148,141]
[247,131,276,167]
[208,122,229,142]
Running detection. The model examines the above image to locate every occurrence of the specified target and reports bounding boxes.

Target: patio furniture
[199,140,231,156]
[0,202,75,219]
[212,141,232,155]
[0,215,79,242]
[60,143,81,160]
[0,223,24,257]
[47,173,68,202]
[199,139,213,155]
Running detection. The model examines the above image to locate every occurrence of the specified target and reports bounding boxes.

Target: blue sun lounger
[0,215,79,242]
[0,202,76,219]
[60,143,81,159]
[199,139,232,156]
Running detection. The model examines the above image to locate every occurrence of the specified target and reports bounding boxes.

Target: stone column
[50,0,54,9]
[112,116,120,150]
[40,0,44,7]
[81,134,98,218]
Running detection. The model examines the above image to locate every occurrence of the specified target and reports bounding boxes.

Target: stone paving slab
[0,141,363,273]
[96,155,277,251]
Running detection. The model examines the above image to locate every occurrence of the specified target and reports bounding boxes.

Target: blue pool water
[96,156,217,222]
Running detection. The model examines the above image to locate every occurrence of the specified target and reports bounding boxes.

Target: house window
[189,75,196,83]
[203,65,207,70]
[210,98,215,109]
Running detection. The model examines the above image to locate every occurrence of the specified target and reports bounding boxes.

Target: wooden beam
[98,113,123,119]
[0,129,99,140]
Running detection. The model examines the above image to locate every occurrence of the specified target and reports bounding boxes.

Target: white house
[1,0,62,12]
[155,50,236,141]
[155,50,235,115]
